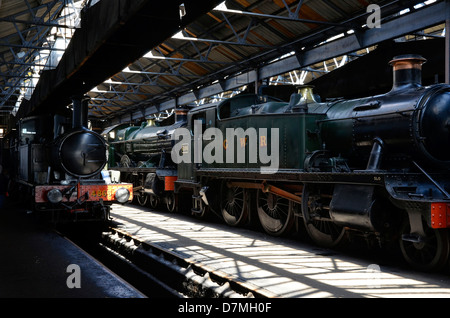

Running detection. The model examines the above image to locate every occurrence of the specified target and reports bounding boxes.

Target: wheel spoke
[302,184,346,248]
[220,183,249,226]
[136,193,148,206]
[399,219,449,271]
[257,189,294,236]
[166,192,176,212]
[149,195,159,209]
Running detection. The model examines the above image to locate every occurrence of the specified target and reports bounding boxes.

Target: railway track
[98,227,276,298]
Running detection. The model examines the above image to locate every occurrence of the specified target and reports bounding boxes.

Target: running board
[226,181,302,204]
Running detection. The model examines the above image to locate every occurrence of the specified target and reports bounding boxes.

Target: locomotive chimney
[174,107,188,123]
[72,95,89,129]
[389,54,426,91]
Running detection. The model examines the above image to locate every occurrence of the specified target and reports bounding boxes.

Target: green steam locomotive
[105,55,450,271]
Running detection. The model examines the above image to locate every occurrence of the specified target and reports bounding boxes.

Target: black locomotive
[106,55,450,271]
[2,96,133,223]
[104,108,188,211]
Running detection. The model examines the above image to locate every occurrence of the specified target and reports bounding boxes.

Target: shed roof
[0,0,446,130]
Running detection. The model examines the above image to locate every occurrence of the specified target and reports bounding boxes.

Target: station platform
[0,202,144,298]
[110,203,450,298]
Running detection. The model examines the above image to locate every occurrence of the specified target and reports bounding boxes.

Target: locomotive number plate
[91,190,108,198]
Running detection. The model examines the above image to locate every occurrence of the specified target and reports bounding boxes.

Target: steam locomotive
[106,54,450,271]
[104,108,188,212]
[2,96,133,223]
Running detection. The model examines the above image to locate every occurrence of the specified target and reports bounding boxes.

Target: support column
[254,68,259,95]
[446,0,450,83]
